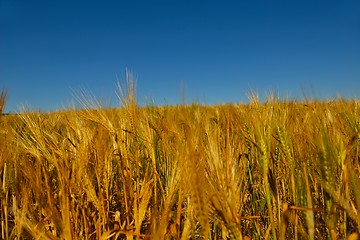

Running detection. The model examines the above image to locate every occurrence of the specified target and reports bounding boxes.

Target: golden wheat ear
[0,88,8,115]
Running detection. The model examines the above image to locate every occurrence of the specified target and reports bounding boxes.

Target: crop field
[0,85,359,239]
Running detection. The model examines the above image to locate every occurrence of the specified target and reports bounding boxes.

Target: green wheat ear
[0,88,7,116]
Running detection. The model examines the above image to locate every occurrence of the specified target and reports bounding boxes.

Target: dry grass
[0,82,359,239]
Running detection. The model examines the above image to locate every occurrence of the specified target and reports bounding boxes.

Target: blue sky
[1,0,360,112]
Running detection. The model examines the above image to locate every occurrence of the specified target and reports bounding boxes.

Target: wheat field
[0,83,359,239]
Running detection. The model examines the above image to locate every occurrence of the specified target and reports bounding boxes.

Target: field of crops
[0,86,359,239]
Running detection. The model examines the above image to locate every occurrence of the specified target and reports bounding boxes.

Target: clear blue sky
[1,0,360,112]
